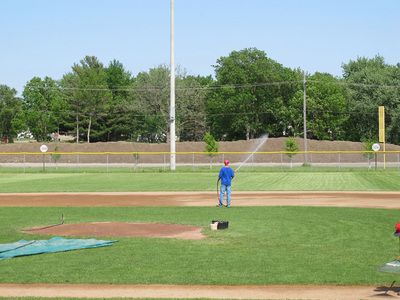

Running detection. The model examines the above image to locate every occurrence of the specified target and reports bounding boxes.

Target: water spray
[235,134,269,172]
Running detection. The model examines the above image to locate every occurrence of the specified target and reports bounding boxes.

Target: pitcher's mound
[25,222,205,240]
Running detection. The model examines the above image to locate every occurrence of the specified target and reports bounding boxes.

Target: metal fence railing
[0,151,399,172]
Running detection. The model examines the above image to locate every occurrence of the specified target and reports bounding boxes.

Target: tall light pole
[303,71,308,165]
[170,0,176,170]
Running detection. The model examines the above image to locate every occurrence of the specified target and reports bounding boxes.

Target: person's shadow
[374,281,400,297]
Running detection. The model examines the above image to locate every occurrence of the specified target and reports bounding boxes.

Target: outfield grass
[0,206,399,285]
[0,169,400,192]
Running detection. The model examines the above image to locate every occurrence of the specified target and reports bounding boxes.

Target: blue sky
[1,0,399,94]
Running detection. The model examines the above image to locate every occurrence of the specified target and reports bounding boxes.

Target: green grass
[0,170,400,192]
[0,206,399,285]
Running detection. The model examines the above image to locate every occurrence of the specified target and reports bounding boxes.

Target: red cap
[224,159,229,166]
[395,223,400,232]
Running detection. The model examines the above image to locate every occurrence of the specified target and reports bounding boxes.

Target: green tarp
[0,237,116,260]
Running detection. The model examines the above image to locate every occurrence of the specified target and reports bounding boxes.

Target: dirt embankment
[1,138,399,164]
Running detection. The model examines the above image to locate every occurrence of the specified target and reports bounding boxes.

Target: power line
[23,79,400,93]
[307,79,400,89]
[22,107,381,118]
[25,80,302,92]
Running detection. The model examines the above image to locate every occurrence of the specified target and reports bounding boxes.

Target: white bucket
[210,222,218,230]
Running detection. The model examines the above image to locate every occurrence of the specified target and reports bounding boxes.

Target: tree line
[1,48,400,144]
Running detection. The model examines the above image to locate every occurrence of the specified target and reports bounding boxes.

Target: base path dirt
[2,191,400,299]
[0,283,398,299]
[2,191,400,208]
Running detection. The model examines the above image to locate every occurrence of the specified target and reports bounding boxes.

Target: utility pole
[169,0,176,170]
[303,72,308,165]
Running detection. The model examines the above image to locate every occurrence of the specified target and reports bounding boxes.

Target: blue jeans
[219,184,232,207]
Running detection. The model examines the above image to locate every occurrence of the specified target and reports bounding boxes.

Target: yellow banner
[379,106,385,143]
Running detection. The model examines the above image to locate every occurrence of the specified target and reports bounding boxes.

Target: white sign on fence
[372,143,381,152]
[40,144,48,153]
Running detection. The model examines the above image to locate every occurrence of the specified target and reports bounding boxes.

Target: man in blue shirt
[217,159,235,207]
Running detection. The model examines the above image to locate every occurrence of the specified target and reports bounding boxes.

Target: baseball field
[1,169,400,299]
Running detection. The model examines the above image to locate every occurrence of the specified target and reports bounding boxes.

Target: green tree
[176,75,212,141]
[203,132,219,168]
[133,66,170,142]
[0,85,22,143]
[62,56,112,143]
[22,77,65,141]
[207,48,299,140]
[285,137,299,168]
[125,66,211,143]
[104,59,136,141]
[288,73,348,140]
[60,73,83,143]
[342,56,400,143]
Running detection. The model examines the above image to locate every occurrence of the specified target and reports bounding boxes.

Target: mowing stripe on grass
[1,171,400,192]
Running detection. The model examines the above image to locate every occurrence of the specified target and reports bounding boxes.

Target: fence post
[106,153,109,173]
[164,154,166,171]
[192,152,195,171]
[338,152,341,170]
[42,154,45,172]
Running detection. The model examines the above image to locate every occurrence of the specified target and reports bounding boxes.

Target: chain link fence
[0,151,399,172]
